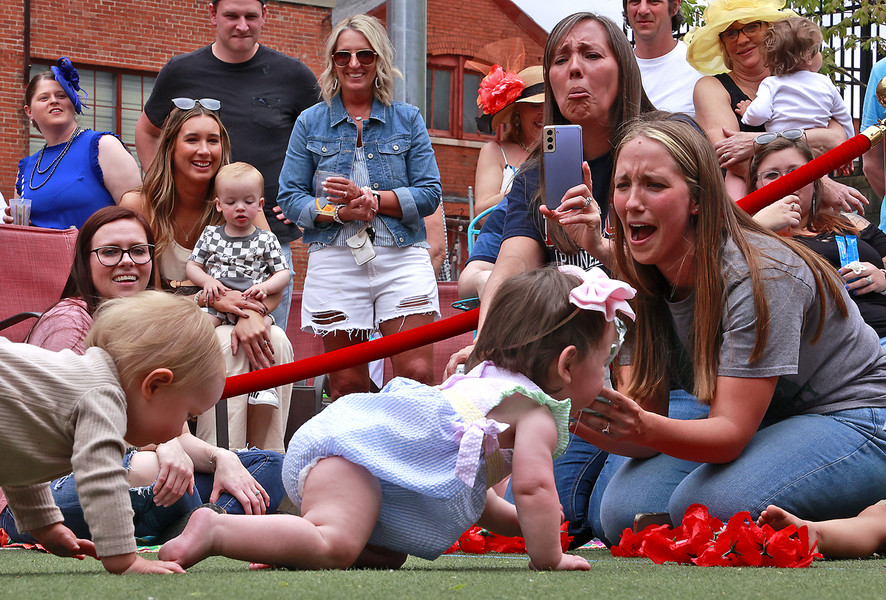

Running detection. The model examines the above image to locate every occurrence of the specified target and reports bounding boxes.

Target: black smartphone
[542,124,584,210]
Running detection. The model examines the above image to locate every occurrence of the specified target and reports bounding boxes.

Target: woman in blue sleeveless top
[9,58,140,230]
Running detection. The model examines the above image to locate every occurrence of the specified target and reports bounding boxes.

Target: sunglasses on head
[332,49,378,67]
[171,97,221,111]
[754,128,806,146]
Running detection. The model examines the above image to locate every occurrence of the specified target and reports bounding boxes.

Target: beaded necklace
[28,127,83,191]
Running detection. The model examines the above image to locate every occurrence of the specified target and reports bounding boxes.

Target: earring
[332,79,338,91]
[374,76,381,89]
[690,205,699,215]
[514,112,521,129]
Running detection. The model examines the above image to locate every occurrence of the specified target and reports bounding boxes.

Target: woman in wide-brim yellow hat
[686,0,864,210]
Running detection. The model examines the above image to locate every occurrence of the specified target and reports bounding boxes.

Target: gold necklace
[174,216,202,243]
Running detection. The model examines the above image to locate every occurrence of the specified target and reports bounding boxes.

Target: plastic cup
[313,170,345,200]
[10,197,31,226]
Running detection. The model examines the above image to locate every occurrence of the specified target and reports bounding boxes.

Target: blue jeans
[504,389,707,547]
[0,449,285,543]
[269,243,294,331]
[599,406,886,543]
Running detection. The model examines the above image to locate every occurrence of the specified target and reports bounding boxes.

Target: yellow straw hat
[684,0,798,75]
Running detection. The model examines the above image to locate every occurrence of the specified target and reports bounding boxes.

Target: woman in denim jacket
[278,14,442,400]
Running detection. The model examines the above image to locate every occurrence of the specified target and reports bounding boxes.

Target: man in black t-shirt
[135,0,320,327]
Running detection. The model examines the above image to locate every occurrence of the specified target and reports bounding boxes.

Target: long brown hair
[611,118,847,404]
[536,12,654,252]
[61,206,157,315]
[139,105,231,255]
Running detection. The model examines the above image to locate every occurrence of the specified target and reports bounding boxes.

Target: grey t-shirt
[666,232,886,421]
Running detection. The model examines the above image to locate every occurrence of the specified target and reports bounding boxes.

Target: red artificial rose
[460,527,489,554]
[613,504,819,569]
[477,65,524,115]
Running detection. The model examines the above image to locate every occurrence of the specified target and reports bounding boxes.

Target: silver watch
[332,203,345,224]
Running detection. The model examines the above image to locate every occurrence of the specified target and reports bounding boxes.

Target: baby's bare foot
[158,507,221,569]
[758,505,820,552]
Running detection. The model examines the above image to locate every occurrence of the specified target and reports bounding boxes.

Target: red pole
[222,307,479,398]
[736,132,874,215]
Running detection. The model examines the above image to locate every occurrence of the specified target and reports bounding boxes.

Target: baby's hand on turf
[530,553,591,571]
[31,522,97,560]
[102,553,186,574]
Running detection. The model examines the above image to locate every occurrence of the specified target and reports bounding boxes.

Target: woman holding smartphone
[447,12,655,547]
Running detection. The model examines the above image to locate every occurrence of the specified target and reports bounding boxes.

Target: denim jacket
[277,95,442,247]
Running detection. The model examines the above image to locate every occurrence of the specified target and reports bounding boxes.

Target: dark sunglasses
[171,97,221,111]
[754,128,806,146]
[91,244,155,266]
[332,50,378,67]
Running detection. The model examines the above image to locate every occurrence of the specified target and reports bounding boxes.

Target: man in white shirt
[625,0,702,117]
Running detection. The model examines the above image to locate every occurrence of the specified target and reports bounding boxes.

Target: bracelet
[194,290,202,305]
[879,269,886,295]
[209,448,221,470]
[332,203,345,224]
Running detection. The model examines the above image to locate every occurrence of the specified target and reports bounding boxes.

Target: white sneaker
[247,388,279,408]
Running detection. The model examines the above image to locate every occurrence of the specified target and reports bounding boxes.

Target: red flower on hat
[611,504,822,568]
[477,65,524,116]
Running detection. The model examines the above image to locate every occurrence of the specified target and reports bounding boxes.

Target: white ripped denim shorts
[301,245,440,335]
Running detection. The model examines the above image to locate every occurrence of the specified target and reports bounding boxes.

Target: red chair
[0,225,78,342]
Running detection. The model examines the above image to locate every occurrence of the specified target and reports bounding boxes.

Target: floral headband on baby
[51,57,88,114]
[505,266,636,352]
[559,265,636,322]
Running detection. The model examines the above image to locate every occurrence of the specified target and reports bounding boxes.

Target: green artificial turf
[1,548,884,600]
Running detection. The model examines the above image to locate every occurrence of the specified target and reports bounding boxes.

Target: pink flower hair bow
[558,265,636,322]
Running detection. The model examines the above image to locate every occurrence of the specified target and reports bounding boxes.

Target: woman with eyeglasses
[0,206,285,548]
[4,58,141,229]
[749,132,886,345]
[685,0,864,209]
[567,117,886,545]
[122,102,294,452]
[277,14,442,400]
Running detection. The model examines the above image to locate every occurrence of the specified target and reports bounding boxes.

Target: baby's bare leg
[159,457,381,569]
[759,504,886,559]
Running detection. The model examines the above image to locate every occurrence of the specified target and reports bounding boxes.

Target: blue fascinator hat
[51,57,88,114]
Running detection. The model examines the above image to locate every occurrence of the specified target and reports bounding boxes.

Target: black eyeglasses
[91,244,155,266]
[171,98,221,111]
[719,21,765,42]
[332,50,378,67]
[754,128,806,146]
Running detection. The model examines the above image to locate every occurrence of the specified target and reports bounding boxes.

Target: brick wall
[2,0,546,288]
[0,0,331,197]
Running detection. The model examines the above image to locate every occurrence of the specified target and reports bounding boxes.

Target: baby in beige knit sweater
[0,291,225,574]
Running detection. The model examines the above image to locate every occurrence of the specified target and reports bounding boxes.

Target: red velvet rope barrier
[736,133,873,214]
[222,308,479,399]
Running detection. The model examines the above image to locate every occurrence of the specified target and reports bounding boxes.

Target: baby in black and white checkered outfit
[186,162,291,407]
